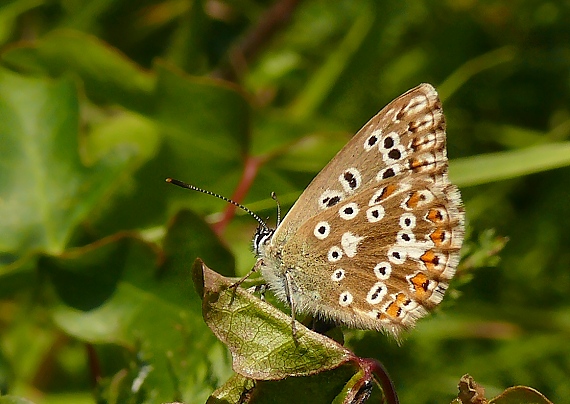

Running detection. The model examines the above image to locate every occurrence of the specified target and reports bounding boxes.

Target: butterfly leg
[284,270,298,340]
[229,259,263,290]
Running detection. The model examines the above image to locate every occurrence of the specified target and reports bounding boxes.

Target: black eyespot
[342,295,349,302]
[368,135,378,146]
[392,251,401,259]
[371,285,384,300]
[318,226,326,234]
[377,266,386,275]
[382,168,395,179]
[332,251,339,258]
[405,218,411,226]
[327,196,341,207]
[344,172,357,189]
[374,188,387,204]
[401,233,411,241]
[388,149,401,160]
[383,136,394,149]
[344,207,353,215]
[371,210,379,218]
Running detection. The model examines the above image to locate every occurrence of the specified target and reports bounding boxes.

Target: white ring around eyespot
[319,189,344,210]
[399,213,416,229]
[338,168,362,194]
[374,262,392,280]
[364,129,382,151]
[366,206,385,223]
[387,247,406,264]
[313,221,330,240]
[339,202,359,220]
[328,246,343,262]
[376,165,401,182]
[396,230,416,244]
[339,291,353,307]
[331,268,345,282]
[366,282,387,305]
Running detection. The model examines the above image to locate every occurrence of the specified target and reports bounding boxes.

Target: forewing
[272,83,450,245]
[274,83,464,335]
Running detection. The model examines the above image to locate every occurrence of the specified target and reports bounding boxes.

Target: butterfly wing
[268,83,464,335]
[272,83,451,244]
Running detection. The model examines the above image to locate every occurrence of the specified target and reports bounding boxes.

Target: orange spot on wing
[381,293,411,320]
[406,192,421,209]
[409,273,430,299]
[427,208,444,223]
[409,158,424,169]
[430,228,447,246]
[420,250,440,271]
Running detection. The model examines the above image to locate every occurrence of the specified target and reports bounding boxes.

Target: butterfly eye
[387,247,407,264]
[397,230,416,244]
[376,166,400,181]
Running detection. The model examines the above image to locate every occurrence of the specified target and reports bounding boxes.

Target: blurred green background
[1,0,570,403]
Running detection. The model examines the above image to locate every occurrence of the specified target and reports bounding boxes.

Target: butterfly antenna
[271,192,281,227]
[166,178,268,229]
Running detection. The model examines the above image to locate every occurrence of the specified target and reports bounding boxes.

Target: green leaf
[0,0,43,45]
[208,361,375,404]
[1,30,154,113]
[154,63,250,190]
[450,142,570,187]
[42,227,232,402]
[193,260,353,380]
[289,4,375,119]
[207,373,255,403]
[0,68,133,263]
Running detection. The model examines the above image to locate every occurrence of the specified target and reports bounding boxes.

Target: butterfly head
[253,225,275,256]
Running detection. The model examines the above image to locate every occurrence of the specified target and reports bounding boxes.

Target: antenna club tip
[165,178,173,183]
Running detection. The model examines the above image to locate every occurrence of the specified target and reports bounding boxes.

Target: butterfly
[168,83,464,338]
[251,83,464,337]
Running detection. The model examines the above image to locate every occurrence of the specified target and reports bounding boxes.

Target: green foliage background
[1,0,570,403]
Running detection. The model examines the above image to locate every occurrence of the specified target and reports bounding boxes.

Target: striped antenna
[165,178,268,229]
